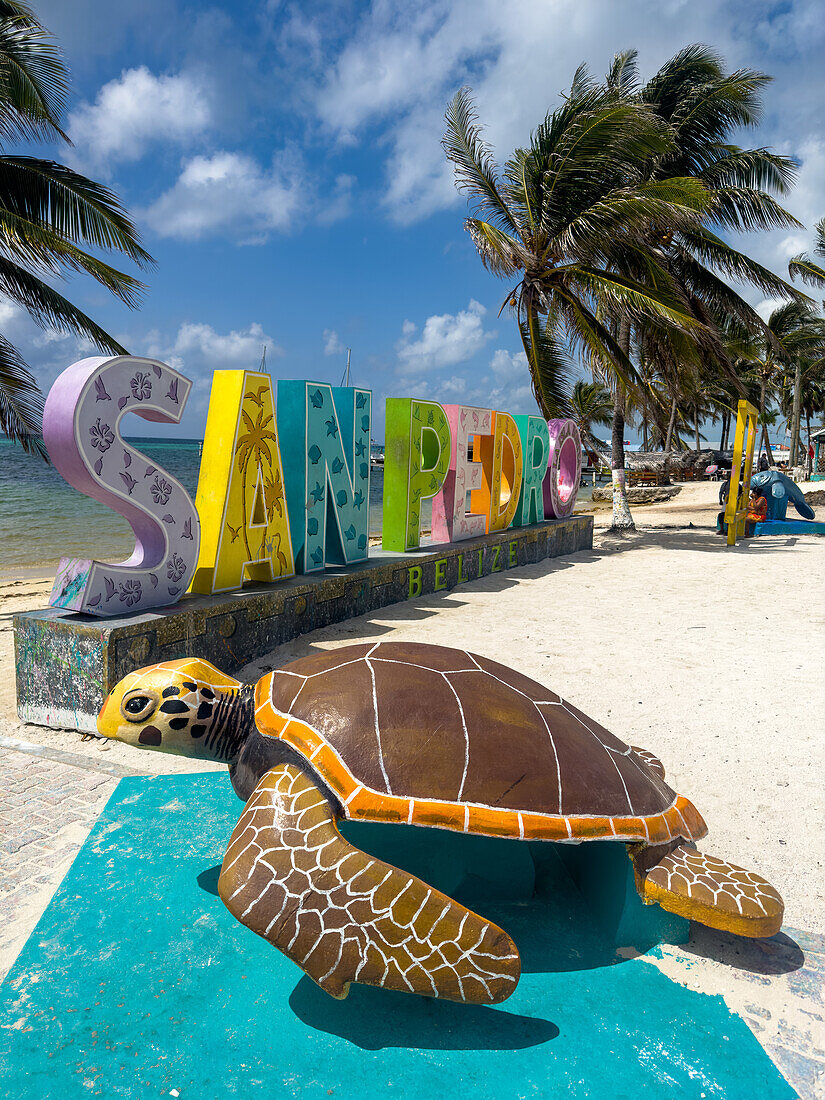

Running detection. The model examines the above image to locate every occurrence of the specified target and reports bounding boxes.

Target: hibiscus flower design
[151,475,172,505]
[166,552,186,582]
[130,371,152,401]
[118,580,142,606]
[89,418,115,452]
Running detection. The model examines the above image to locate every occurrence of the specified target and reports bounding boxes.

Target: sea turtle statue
[98,642,783,1004]
[750,469,815,521]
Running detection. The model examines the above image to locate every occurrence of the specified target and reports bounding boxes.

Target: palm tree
[569,379,612,463]
[600,46,807,510]
[788,219,825,463]
[778,311,825,467]
[789,219,825,287]
[442,74,712,529]
[0,1,152,456]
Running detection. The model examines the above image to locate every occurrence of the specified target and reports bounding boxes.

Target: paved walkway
[1,732,823,1097]
[0,741,130,981]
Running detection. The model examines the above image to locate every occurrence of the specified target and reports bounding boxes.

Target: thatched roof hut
[594,449,732,475]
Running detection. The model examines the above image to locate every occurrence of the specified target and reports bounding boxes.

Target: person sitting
[717,488,767,537]
[745,489,767,536]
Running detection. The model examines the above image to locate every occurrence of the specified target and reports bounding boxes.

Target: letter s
[42,355,201,616]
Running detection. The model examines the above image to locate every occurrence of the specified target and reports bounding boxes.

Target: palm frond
[788,253,825,288]
[604,49,639,98]
[709,185,802,233]
[564,265,703,333]
[700,147,797,194]
[0,157,154,268]
[464,218,525,278]
[0,329,45,455]
[0,1,68,144]
[552,177,709,259]
[677,226,810,301]
[518,306,574,418]
[554,289,640,389]
[0,206,147,305]
[0,256,128,353]
[442,88,520,237]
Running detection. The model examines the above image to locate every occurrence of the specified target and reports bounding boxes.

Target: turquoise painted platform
[0,773,794,1099]
[754,519,825,535]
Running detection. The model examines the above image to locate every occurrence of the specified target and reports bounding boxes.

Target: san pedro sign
[43,356,581,617]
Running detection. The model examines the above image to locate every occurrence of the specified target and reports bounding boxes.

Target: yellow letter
[190,371,293,594]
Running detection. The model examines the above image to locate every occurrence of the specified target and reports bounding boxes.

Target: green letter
[434,559,447,590]
[512,415,549,527]
[383,399,451,551]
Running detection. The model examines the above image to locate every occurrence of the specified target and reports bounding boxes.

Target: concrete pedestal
[14,515,592,732]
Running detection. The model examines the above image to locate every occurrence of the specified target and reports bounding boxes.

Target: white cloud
[487,381,537,413]
[0,297,23,330]
[310,0,825,249]
[144,321,281,371]
[396,299,493,373]
[323,329,344,355]
[491,348,528,378]
[439,376,467,395]
[317,174,357,225]
[754,297,787,323]
[69,66,211,171]
[144,151,305,241]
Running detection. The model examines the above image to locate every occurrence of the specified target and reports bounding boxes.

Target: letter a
[191,371,293,594]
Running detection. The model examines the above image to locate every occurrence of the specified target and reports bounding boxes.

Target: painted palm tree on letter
[236,391,281,560]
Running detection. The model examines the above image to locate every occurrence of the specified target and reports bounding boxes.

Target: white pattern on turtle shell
[267,643,675,822]
[255,700,686,839]
[364,657,392,794]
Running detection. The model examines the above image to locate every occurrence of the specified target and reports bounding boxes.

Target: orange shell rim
[253,690,709,846]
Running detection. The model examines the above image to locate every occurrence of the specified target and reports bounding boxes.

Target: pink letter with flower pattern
[43,356,201,616]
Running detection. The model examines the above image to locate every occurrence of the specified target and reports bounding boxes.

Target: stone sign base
[14,515,592,732]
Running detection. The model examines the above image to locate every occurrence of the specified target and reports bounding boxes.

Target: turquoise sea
[0,437,591,578]
[0,437,387,577]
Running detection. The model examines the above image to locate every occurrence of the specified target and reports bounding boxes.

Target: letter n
[278,380,371,573]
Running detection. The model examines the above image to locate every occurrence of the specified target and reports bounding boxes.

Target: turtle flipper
[638,843,784,938]
[218,764,521,1003]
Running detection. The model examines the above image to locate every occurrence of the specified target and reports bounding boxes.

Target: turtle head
[97,658,255,763]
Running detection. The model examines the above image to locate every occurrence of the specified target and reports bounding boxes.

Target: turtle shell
[254,642,707,845]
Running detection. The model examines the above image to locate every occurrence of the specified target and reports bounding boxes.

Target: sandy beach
[3,479,823,924]
[2,477,824,1089]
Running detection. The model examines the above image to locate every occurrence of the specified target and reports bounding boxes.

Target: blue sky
[5,0,825,441]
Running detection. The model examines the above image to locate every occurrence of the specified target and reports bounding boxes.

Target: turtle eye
[121,691,158,722]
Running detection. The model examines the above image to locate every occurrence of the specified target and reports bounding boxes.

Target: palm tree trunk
[610,323,634,531]
[759,377,774,466]
[662,393,678,484]
[790,358,803,468]
[719,410,727,450]
[694,408,700,451]
[610,397,634,530]
[806,412,812,476]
